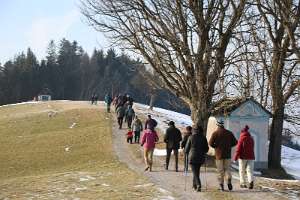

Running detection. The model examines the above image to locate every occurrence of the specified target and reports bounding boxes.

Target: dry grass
[0,101,160,199]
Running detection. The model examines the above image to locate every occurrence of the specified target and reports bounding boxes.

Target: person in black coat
[185,125,209,192]
[181,126,192,172]
[164,121,182,171]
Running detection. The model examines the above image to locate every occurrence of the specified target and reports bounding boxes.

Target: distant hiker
[104,93,112,113]
[185,125,209,192]
[164,121,182,171]
[209,120,237,191]
[234,125,255,189]
[94,94,99,105]
[144,115,158,130]
[116,105,126,129]
[126,128,134,144]
[141,128,159,172]
[132,116,143,143]
[91,93,95,105]
[125,94,134,106]
[125,105,135,128]
[181,126,193,171]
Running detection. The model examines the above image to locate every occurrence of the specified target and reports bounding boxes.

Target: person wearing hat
[144,114,158,130]
[164,121,182,171]
[209,120,237,191]
[234,125,255,189]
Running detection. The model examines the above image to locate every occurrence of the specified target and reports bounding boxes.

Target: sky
[0,0,111,64]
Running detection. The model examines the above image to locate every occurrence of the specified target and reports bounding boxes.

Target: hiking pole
[184,153,188,191]
[204,154,208,191]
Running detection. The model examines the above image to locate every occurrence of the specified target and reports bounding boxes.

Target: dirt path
[112,119,287,200]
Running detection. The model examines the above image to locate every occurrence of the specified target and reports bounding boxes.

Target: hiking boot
[219,184,224,191]
[249,181,254,189]
[228,183,233,191]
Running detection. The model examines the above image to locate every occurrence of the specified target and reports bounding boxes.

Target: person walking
[104,93,112,113]
[234,125,255,189]
[132,116,143,143]
[185,125,209,192]
[181,126,193,172]
[164,121,182,172]
[144,115,158,130]
[209,120,237,191]
[141,128,159,172]
[116,105,126,129]
[125,105,135,128]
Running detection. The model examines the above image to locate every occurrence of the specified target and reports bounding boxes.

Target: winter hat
[216,120,224,127]
[242,125,249,132]
[168,121,175,126]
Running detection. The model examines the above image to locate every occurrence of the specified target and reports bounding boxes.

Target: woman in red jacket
[234,125,255,189]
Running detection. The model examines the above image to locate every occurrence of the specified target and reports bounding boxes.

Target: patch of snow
[281,145,300,179]
[153,149,167,156]
[69,123,77,129]
[0,101,40,108]
[101,183,110,187]
[157,187,171,194]
[65,147,70,152]
[75,187,87,192]
[134,183,154,188]
[79,175,96,182]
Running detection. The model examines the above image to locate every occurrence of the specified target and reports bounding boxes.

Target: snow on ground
[0,101,40,108]
[134,103,300,180]
[281,145,300,179]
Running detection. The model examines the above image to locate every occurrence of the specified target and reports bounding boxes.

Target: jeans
[134,131,140,143]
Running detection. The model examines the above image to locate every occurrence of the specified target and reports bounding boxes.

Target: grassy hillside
[0,101,160,199]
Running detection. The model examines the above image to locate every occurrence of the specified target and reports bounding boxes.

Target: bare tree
[81,0,246,130]
[244,0,300,168]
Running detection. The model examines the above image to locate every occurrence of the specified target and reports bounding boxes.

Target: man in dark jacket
[116,105,126,129]
[185,125,209,192]
[144,115,157,130]
[209,120,237,191]
[164,121,182,171]
[125,105,135,128]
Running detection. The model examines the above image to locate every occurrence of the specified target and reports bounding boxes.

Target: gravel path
[112,118,286,200]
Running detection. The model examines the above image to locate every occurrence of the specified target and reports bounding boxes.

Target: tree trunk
[268,105,284,169]
[190,101,211,135]
[149,93,156,110]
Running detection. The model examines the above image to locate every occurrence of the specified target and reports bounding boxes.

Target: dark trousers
[117,117,123,129]
[191,164,202,189]
[106,104,111,112]
[166,148,179,171]
[134,131,140,143]
[127,116,133,128]
[127,137,133,144]
[184,153,189,172]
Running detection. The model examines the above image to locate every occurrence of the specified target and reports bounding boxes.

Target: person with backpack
[104,93,112,113]
[116,105,126,129]
[164,121,182,172]
[234,125,255,189]
[185,125,209,192]
[144,115,157,130]
[209,120,237,191]
[132,115,143,143]
[141,127,159,172]
[181,126,193,172]
[125,105,135,128]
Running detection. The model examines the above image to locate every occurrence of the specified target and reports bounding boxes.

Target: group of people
[138,117,255,193]
[105,94,255,192]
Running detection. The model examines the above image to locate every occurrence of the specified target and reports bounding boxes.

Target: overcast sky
[0,0,111,64]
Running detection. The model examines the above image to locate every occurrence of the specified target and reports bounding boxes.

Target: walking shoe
[193,185,197,190]
[228,183,233,191]
[249,181,254,189]
[196,185,201,192]
[219,184,224,191]
[144,166,149,171]
[240,184,247,188]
